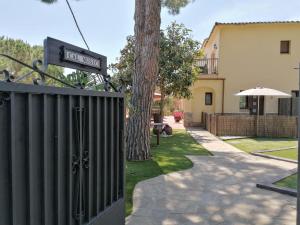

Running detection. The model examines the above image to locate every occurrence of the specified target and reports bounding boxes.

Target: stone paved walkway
[126,128,297,225]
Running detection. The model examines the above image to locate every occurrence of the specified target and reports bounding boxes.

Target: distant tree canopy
[162,0,194,14]
[40,0,194,12]
[40,0,57,3]
[110,35,135,93]
[0,36,64,84]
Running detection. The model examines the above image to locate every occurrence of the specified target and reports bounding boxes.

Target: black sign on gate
[44,37,107,75]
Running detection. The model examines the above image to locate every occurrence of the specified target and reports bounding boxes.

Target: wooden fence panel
[203,113,297,138]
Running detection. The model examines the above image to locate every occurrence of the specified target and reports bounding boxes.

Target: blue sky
[1,0,300,65]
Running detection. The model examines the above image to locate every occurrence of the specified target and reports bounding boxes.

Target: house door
[249,96,264,115]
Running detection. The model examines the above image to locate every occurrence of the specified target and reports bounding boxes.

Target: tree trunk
[126,0,161,161]
[159,85,165,117]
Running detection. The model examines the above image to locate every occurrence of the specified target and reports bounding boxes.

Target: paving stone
[126,128,297,225]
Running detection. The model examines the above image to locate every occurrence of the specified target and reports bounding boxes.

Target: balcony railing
[196,58,219,75]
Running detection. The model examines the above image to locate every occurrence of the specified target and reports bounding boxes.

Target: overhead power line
[65,0,90,50]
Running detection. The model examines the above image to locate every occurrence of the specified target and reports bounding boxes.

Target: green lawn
[275,173,297,190]
[226,137,298,190]
[263,148,297,160]
[126,130,211,216]
[262,148,297,190]
[225,137,297,153]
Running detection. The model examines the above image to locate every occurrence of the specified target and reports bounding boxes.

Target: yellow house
[184,21,300,127]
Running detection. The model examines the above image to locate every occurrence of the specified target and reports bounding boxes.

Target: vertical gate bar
[10,92,17,225]
[121,98,125,199]
[110,98,114,204]
[43,94,49,225]
[103,97,107,209]
[68,95,73,225]
[297,62,300,225]
[27,93,34,225]
[115,98,119,200]
[96,97,100,212]
[56,95,62,225]
[88,96,93,219]
[79,96,83,225]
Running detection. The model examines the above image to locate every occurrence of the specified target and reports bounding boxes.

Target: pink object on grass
[173,111,183,122]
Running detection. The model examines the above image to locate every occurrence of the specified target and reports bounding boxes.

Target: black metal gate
[0,56,125,224]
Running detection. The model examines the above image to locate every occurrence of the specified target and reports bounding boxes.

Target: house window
[205,92,213,105]
[280,40,290,54]
[239,90,248,109]
[240,96,249,109]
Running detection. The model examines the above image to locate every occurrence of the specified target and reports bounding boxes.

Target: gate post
[297,62,300,225]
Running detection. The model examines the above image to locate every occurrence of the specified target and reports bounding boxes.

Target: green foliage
[159,22,201,99]
[110,35,135,94]
[40,0,195,14]
[152,96,175,115]
[40,0,57,3]
[226,137,297,153]
[60,70,91,88]
[111,22,200,112]
[275,173,297,189]
[60,70,105,90]
[0,36,32,76]
[0,36,64,84]
[162,0,195,15]
[263,148,297,160]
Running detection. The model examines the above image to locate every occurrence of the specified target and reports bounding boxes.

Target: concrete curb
[254,146,297,153]
[256,183,297,197]
[251,152,298,163]
[250,147,298,164]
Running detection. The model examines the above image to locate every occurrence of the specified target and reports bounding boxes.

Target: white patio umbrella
[236,87,291,98]
[235,87,291,135]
